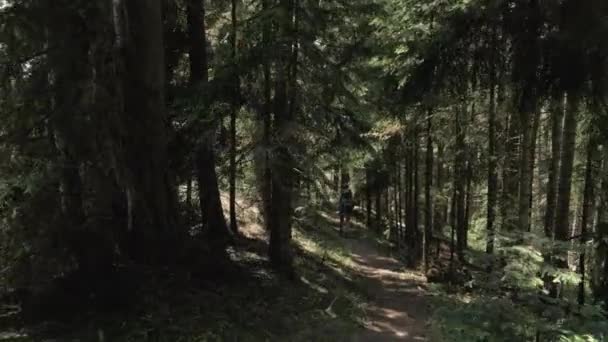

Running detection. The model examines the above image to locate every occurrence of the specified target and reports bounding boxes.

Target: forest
[0,0,607,340]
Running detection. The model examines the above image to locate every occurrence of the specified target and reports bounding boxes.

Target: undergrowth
[429,218,608,342]
[0,206,368,341]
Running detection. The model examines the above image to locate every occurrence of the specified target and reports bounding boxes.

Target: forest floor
[345,235,429,341]
[236,202,432,341]
[1,204,431,341]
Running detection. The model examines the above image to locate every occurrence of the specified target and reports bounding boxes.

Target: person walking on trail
[339,185,354,235]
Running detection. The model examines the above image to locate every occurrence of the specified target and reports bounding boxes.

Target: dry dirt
[346,234,430,341]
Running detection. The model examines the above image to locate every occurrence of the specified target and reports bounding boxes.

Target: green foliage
[429,225,608,341]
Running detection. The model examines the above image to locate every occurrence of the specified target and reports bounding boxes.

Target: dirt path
[346,236,430,341]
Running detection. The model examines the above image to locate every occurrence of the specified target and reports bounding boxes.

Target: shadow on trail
[302,207,430,341]
[346,237,429,342]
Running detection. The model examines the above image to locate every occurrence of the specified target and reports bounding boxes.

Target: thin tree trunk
[414,130,421,262]
[554,93,579,268]
[464,158,473,246]
[333,166,340,192]
[486,56,498,253]
[405,142,413,244]
[424,108,433,271]
[392,165,398,242]
[366,166,372,230]
[594,160,608,306]
[455,106,466,260]
[261,0,273,233]
[502,111,520,231]
[187,0,229,244]
[229,0,239,234]
[518,104,535,232]
[396,160,402,244]
[578,137,596,304]
[527,108,541,231]
[434,143,445,255]
[186,175,192,206]
[544,91,564,237]
[450,180,457,268]
[376,190,382,233]
[387,176,393,237]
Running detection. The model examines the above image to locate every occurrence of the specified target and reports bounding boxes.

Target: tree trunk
[486,59,498,253]
[187,0,230,244]
[47,7,89,269]
[385,185,391,231]
[464,158,473,246]
[405,143,413,244]
[366,166,372,230]
[122,0,178,263]
[53,128,87,262]
[400,158,406,244]
[261,0,273,234]
[395,161,401,243]
[594,162,608,307]
[527,108,541,231]
[375,190,382,233]
[502,111,520,231]
[186,175,192,206]
[544,91,564,237]
[414,131,421,262]
[269,0,298,274]
[554,93,579,267]
[434,143,445,255]
[450,181,457,267]
[455,106,467,260]
[517,98,535,232]
[578,137,597,305]
[391,166,398,242]
[229,0,239,234]
[424,108,433,271]
[186,0,208,83]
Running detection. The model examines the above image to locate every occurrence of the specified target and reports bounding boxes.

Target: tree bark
[375,190,382,233]
[450,180,457,267]
[122,0,179,263]
[486,59,498,253]
[578,136,597,304]
[186,175,192,206]
[414,130,422,262]
[424,108,433,271]
[406,142,413,246]
[502,111,520,231]
[186,0,208,83]
[517,99,535,232]
[261,0,273,234]
[434,143,445,256]
[47,6,89,269]
[365,165,372,230]
[527,108,541,231]
[455,106,467,260]
[268,0,298,274]
[394,160,401,243]
[187,0,230,244]
[554,93,579,266]
[544,91,564,237]
[229,0,239,234]
[594,162,608,307]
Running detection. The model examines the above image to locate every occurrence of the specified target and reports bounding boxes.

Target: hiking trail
[344,229,430,341]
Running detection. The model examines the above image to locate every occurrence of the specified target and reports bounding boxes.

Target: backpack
[341,190,353,209]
